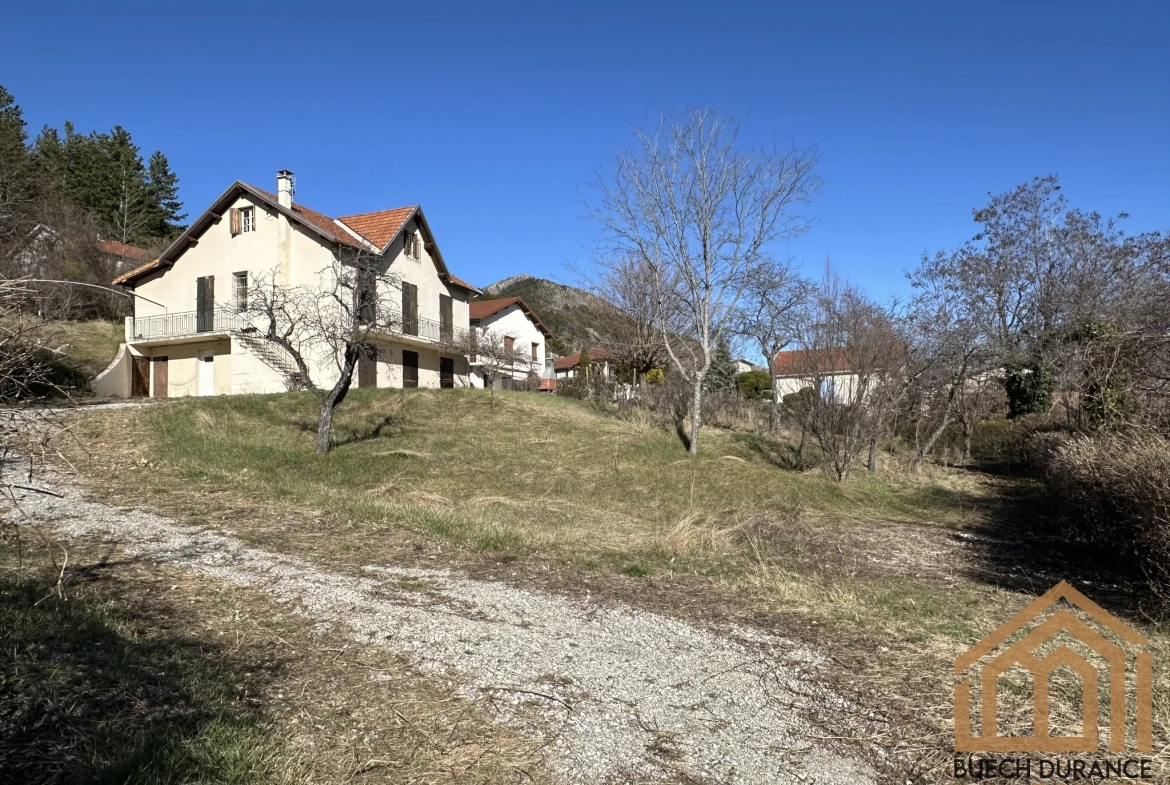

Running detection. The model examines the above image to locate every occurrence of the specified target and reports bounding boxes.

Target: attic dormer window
[403,232,419,260]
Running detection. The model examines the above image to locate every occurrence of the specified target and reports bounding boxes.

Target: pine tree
[145,151,185,238]
[703,336,738,394]
[0,85,35,218]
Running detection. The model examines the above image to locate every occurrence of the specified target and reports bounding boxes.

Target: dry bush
[1045,432,1170,596]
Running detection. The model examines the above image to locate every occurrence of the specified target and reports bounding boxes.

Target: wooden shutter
[230,208,241,236]
[400,283,418,335]
[196,276,214,331]
[439,294,452,342]
[531,342,538,361]
[504,336,514,353]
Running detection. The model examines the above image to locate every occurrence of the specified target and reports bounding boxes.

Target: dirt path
[8,466,874,785]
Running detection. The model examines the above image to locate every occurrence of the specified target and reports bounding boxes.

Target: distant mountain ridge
[478,275,619,356]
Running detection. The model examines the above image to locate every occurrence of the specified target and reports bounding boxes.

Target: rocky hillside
[478,275,621,356]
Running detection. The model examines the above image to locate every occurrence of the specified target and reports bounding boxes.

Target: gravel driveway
[7,467,874,785]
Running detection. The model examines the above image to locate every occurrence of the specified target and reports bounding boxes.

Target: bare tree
[790,274,903,481]
[733,258,808,431]
[461,328,532,410]
[593,108,820,453]
[246,251,399,455]
[591,254,674,387]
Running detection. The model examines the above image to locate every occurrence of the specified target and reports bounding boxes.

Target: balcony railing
[127,308,245,342]
[127,306,469,350]
[376,309,468,348]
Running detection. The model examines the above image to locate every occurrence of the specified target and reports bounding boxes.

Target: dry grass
[49,389,1170,783]
[0,529,555,784]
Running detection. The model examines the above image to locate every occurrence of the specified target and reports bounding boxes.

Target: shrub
[557,375,587,400]
[736,370,771,400]
[1045,433,1170,595]
[970,415,1070,475]
[1004,362,1055,418]
[643,368,664,386]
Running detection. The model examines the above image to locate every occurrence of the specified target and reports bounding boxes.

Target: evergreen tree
[145,151,186,237]
[0,85,35,217]
[703,336,738,394]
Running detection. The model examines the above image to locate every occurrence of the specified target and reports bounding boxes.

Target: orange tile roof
[469,297,521,320]
[448,275,481,294]
[251,187,363,248]
[337,206,416,250]
[771,348,852,375]
[469,297,552,337]
[97,239,151,260]
[112,257,164,285]
[554,346,616,371]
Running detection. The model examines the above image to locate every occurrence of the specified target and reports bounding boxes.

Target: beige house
[467,296,553,389]
[94,171,480,398]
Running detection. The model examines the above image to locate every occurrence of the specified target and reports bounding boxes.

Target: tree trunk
[796,425,806,469]
[867,435,878,472]
[913,412,952,472]
[688,377,703,454]
[769,394,778,433]
[315,344,361,456]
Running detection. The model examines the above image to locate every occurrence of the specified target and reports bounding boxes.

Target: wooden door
[358,347,377,388]
[402,350,419,388]
[131,355,150,397]
[152,356,168,398]
[196,276,214,332]
[439,357,454,389]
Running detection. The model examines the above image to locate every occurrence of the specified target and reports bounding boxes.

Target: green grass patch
[0,548,292,783]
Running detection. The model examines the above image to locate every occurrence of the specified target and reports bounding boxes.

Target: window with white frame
[233,271,248,312]
[241,206,254,233]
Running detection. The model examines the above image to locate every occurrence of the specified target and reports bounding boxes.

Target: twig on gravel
[482,685,574,711]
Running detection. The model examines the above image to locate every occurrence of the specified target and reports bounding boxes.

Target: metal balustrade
[127,307,468,349]
[127,308,244,341]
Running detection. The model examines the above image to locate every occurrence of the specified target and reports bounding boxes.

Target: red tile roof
[771,348,853,375]
[469,297,553,337]
[98,239,151,260]
[252,187,363,248]
[553,346,616,371]
[338,207,416,250]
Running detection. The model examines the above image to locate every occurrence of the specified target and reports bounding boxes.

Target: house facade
[467,296,552,389]
[553,346,617,381]
[94,171,480,398]
[771,348,862,404]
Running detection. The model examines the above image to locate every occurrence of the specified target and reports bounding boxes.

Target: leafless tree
[245,251,400,455]
[789,274,903,481]
[905,252,990,470]
[591,254,672,388]
[733,258,808,431]
[592,108,820,453]
[460,328,532,410]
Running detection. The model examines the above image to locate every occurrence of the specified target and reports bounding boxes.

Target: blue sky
[6,1,1168,299]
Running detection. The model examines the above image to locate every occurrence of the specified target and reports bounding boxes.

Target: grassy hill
[57,388,1170,779]
[478,275,625,355]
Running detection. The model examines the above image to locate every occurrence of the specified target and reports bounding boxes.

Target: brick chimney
[276,170,295,208]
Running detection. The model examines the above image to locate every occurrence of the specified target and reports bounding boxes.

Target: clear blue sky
[6,1,1168,298]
